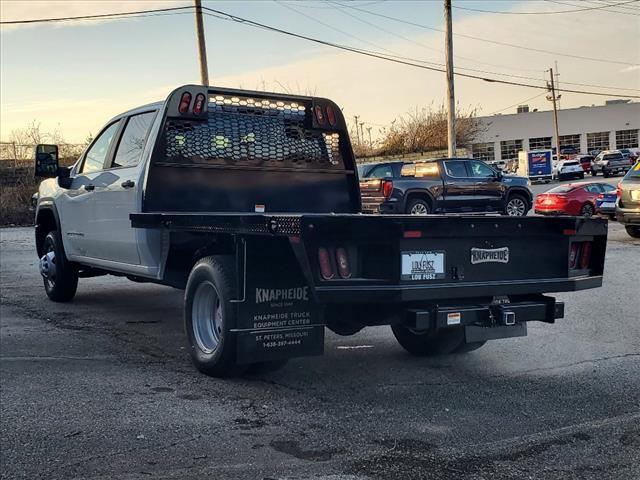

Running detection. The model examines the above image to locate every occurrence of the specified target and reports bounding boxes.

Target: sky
[1,0,639,143]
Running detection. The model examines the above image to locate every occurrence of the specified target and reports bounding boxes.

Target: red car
[535,182,615,217]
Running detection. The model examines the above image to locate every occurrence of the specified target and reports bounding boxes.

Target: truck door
[441,160,476,212]
[469,160,505,212]
[90,111,157,265]
[56,121,121,260]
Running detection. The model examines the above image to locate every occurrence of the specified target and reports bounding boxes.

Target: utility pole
[353,115,360,144]
[444,0,456,157]
[547,68,561,160]
[366,126,373,148]
[194,0,209,85]
[359,122,365,146]
[554,61,561,110]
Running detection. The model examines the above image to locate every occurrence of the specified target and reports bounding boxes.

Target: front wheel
[505,194,528,216]
[40,231,78,302]
[591,169,597,176]
[603,170,610,178]
[406,198,430,215]
[625,226,640,238]
[579,173,585,179]
[184,256,244,377]
[391,325,484,356]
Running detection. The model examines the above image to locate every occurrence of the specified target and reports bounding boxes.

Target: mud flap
[234,237,324,365]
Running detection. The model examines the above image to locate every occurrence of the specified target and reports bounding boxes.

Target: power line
[453,0,639,15]
[487,92,547,115]
[329,1,639,66]
[327,1,640,91]
[199,5,640,98]
[547,0,640,14]
[0,6,194,24]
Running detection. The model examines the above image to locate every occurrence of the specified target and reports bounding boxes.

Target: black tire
[603,169,610,178]
[184,256,245,377]
[625,226,640,238]
[580,203,594,217]
[579,173,585,179]
[41,231,78,302]
[391,326,483,356]
[406,198,430,215]
[591,169,597,176]
[505,194,528,216]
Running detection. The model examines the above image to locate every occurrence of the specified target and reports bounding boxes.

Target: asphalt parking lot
[1,180,639,480]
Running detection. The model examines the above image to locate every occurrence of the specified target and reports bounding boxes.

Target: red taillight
[596,194,604,200]
[335,247,351,279]
[403,230,422,238]
[318,247,334,280]
[326,104,337,126]
[314,105,326,125]
[192,93,206,115]
[617,182,623,199]
[178,92,192,114]
[382,180,393,199]
[569,243,579,269]
[580,242,592,269]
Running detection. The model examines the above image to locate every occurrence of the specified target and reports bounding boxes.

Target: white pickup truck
[33,85,607,377]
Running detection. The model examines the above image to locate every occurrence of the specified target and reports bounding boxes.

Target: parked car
[357,161,403,180]
[577,155,595,173]
[594,184,618,219]
[619,148,639,162]
[535,182,614,217]
[591,150,633,177]
[615,162,640,238]
[359,158,533,216]
[31,84,608,377]
[552,159,584,181]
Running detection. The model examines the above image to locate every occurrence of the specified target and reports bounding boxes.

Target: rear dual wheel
[391,325,485,356]
[184,257,286,377]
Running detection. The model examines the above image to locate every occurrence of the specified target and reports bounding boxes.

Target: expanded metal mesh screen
[161,94,344,169]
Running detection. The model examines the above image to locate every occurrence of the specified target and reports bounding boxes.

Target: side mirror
[34,144,59,178]
[495,170,503,180]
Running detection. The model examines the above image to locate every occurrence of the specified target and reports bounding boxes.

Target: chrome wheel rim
[192,281,223,354]
[410,203,429,215]
[40,243,57,289]
[506,198,526,216]
[582,204,593,217]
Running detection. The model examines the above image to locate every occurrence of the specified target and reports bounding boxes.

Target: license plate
[401,251,445,281]
[631,190,640,201]
[601,202,616,209]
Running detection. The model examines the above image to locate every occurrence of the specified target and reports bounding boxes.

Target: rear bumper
[535,208,568,215]
[616,207,640,226]
[361,199,401,214]
[315,275,602,303]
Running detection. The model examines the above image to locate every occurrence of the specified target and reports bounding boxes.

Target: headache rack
[142,85,360,215]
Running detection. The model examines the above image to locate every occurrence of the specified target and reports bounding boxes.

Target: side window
[443,160,469,177]
[600,184,616,193]
[469,161,495,178]
[81,122,120,173]
[585,185,600,193]
[111,111,157,168]
[368,164,395,178]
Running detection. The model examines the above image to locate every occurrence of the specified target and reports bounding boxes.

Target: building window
[587,132,609,152]
[559,134,580,151]
[472,142,495,161]
[529,137,552,150]
[616,129,639,149]
[500,139,523,160]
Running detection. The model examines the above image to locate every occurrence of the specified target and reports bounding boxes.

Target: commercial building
[471,100,640,162]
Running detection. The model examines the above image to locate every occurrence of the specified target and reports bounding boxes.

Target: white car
[552,160,584,181]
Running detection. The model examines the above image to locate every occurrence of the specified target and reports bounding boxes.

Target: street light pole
[444,0,456,157]
[194,0,209,86]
